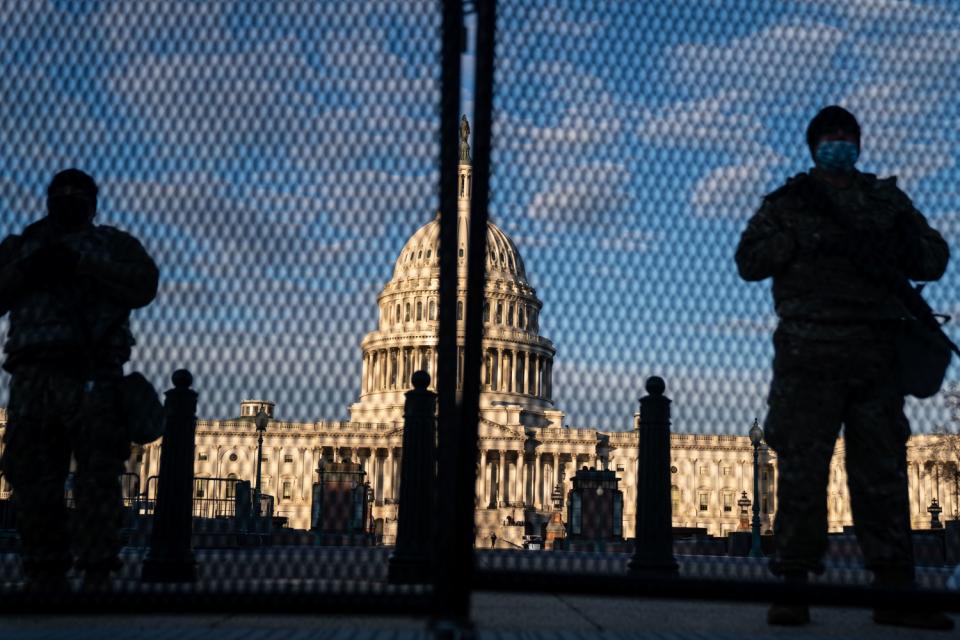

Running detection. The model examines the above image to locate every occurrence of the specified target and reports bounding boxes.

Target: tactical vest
[3,221,134,372]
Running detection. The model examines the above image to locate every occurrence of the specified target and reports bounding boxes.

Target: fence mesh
[0,0,957,627]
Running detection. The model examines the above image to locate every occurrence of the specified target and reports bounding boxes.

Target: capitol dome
[391,215,529,285]
[349,117,556,424]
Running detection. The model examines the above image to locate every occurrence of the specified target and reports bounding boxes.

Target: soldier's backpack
[801,176,958,398]
[120,371,165,444]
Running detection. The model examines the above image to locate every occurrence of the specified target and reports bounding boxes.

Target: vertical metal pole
[142,370,198,583]
[390,371,438,583]
[750,443,763,558]
[628,377,678,576]
[433,0,468,629]
[255,431,264,517]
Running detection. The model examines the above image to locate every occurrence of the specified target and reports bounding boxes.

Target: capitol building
[1,119,956,546]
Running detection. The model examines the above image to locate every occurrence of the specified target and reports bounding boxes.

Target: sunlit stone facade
[0,122,957,545]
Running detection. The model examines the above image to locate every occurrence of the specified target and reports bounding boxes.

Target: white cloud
[690,153,785,219]
[801,0,956,22]
[637,90,766,152]
[841,81,957,189]
[667,22,845,98]
[526,162,630,225]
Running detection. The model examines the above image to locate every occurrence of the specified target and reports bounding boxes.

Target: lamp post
[254,408,269,517]
[749,418,764,558]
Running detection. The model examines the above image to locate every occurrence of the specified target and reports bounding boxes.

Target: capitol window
[699,492,709,512]
[457,301,463,320]
[495,302,502,324]
[518,306,524,328]
[458,247,464,258]
[229,453,238,462]
[405,303,411,322]
[284,454,293,463]
[426,250,431,259]
[723,492,733,512]
[282,481,292,501]
[416,301,423,321]
[395,304,400,323]
[507,303,514,327]
[429,300,436,321]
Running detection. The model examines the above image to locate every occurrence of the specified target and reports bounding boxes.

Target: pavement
[1,594,957,640]
[0,548,956,639]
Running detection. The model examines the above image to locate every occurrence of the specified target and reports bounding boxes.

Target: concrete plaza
[0,548,956,639]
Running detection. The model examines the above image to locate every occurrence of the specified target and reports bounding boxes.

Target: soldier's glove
[17,243,81,288]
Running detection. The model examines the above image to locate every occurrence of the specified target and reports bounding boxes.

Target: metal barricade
[191,477,242,519]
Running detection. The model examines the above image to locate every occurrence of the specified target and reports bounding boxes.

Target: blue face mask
[815,140,859,172]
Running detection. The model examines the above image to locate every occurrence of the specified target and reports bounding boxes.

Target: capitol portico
[1,118,956,546]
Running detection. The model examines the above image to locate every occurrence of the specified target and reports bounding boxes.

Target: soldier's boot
[767,571,810,626]
[872,569,955,631]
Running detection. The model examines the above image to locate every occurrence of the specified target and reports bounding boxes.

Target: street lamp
[254,408,269,517]
[748,418,764,558]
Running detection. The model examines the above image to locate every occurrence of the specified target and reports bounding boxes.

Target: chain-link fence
[0,0,957,630]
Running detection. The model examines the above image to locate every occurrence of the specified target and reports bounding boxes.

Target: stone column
[514,452,523,507]
[302,448,313,500]
[480,351,487,389]
[546,360,552,399]
[536,358,543,398]
[534,451,542,508]
[478,449,488,507]
[500,450,509,505]
[384,448,394,502]
[517,353,525,394]
[295,447,305,502]
[393,448,402,500]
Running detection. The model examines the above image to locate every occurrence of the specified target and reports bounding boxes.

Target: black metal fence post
[141,369,198,583]
[628,376,678,576]
[389,371,438,583]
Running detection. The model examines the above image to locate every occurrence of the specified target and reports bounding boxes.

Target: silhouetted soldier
[736,106,954,630]
[0,169,159,591]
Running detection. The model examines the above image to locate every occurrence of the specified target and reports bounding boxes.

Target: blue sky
[1,0,959,434]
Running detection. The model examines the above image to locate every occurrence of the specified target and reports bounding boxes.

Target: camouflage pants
[764,326,914,579]
[0,364,129,579]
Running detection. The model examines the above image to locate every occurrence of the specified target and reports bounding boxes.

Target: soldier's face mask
[47,193,94,232]
[815,140,859,173]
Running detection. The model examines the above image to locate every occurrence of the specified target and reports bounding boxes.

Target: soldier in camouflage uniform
[736,107,953,630]
[0,169,159,591]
